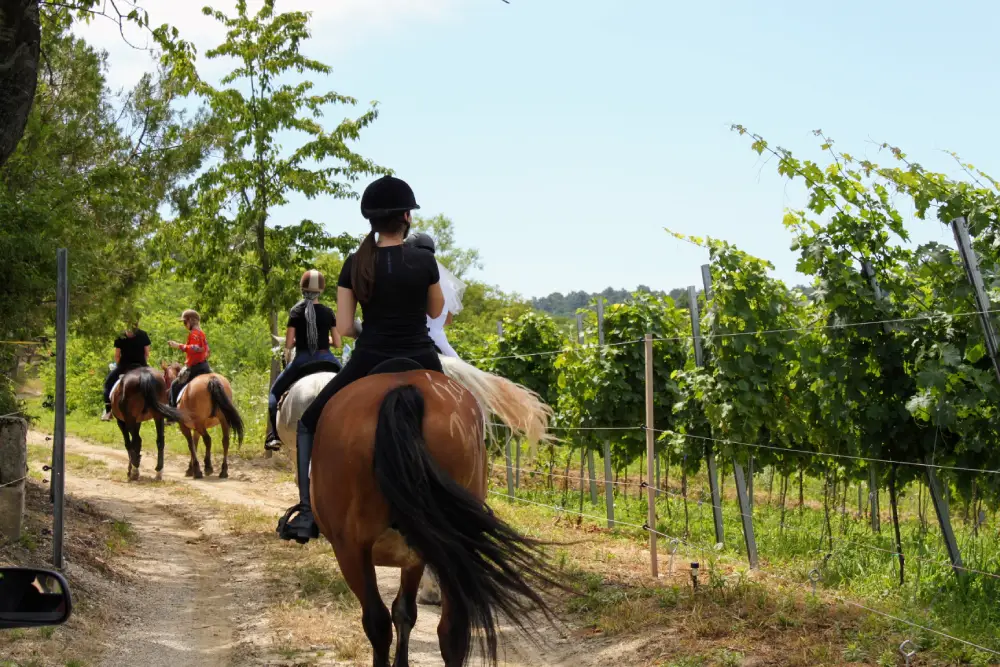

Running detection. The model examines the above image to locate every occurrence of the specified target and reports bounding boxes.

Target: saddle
[368,358,423,375]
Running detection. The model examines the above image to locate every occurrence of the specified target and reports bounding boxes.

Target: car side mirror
[0,567,73,629]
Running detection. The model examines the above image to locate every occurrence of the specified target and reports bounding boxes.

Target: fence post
[869,465,881,533]
[690,283,724,545]
[926,460,964,580]
[597,298,614,528]
[577,312,598,503]
[514,440,522,488]
[52,248,68,570]
[644,334,658,577]
[504,427,514,499]
[951,216,1000,382]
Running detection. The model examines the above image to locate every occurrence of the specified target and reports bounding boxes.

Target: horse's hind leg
[116,419,133,479]
[391,564,424,667]
[202,429,213,476]
[438,592,470,667]
[154,418,166,481]
[128,423,143,481]
[219,421,230,479]
[181,424,202,479]
[335,542,391,667]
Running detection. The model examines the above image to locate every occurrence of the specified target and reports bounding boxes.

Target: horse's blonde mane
[439,356,553,454]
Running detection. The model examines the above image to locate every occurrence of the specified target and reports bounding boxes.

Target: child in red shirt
[167,309,213,407]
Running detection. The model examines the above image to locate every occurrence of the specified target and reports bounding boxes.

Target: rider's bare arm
[427,282,445,320]
[114,348,121,364]
[284,327,295,354]
[331,327,343,349]
[336,287,359,338]
[143,345,150,361]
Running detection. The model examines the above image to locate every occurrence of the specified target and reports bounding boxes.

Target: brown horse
[109,366,184,481]
[163,363,244,479]
[311,369,561,667]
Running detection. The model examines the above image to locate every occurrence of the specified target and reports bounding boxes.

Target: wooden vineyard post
[578,312,598,503]
[644,334,658,577]
[869,466,881,533]
[689,283,724,545]
[598,298,614,528]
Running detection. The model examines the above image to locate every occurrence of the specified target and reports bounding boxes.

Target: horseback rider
[100,314,151,421]
[277,174,446,544]
[263,270,343,451]
[166,309,212,408]
[403,232,464,358]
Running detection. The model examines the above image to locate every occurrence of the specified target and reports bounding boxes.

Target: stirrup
[276,504,319,544]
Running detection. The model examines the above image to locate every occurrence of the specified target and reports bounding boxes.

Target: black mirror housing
[0,567,73,629]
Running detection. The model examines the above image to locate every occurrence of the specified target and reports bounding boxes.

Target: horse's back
[311,370,486,559]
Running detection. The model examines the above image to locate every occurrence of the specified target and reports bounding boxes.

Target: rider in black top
[263,270,342,451]
[101,315,151,421]
[277,175,446,544]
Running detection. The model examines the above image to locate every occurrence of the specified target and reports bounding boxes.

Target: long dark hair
[350,214,409,304]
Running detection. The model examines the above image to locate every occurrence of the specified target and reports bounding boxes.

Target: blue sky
[81,0,999,298]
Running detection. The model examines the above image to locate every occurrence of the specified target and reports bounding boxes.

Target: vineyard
[458,130,1000,664]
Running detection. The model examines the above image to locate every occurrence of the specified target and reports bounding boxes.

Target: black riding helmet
[360,175,420,219]
[404,232,435,254]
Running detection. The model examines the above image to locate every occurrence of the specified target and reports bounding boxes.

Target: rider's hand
[168,340,179,349]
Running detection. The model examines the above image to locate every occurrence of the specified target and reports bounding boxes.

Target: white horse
[270,338,553,604]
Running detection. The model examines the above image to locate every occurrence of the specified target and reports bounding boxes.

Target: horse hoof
[205,466,213,476]
[155,471,163,481]
[193,470,204,480]
[219,468,228,479]
[185,468,193,478]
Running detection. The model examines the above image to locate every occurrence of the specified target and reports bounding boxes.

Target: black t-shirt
[114,329,151,367]
[287,302,336,353]
[339,245,440,354]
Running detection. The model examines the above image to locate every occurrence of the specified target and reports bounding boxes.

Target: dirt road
[28,431,591,666]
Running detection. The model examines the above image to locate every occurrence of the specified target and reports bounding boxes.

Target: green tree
[0,14,205,413]
[159,0,383,382]
[1,1,195,168]
[410,214,482,279]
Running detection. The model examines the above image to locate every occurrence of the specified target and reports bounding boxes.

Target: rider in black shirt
[101,316,151,421]
[277,175,445,544]
[263,270,342,451]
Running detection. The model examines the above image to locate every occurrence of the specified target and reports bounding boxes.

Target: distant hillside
[531,286,690,317]
[531,283,815,318]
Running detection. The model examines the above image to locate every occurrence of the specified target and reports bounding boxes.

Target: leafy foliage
[158,0,382,335]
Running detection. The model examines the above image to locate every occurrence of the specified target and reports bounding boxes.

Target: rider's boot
[100,403,113,422]
[264,404,282,452]
[276,426,320,544]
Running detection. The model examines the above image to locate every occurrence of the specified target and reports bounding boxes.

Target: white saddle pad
[110,377,123,399]
[177,385,189,405]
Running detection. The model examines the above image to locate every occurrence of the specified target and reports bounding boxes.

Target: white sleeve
[428,317,460,358]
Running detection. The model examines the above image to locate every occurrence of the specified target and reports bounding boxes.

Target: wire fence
[485,417,1000,662]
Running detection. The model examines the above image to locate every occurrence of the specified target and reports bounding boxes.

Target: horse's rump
[111,367,177,423]
[311,370,486,559]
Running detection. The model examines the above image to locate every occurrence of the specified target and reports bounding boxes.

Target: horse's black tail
[134,369,184,423]
[207,377,244,446]
[373,384,563,666]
